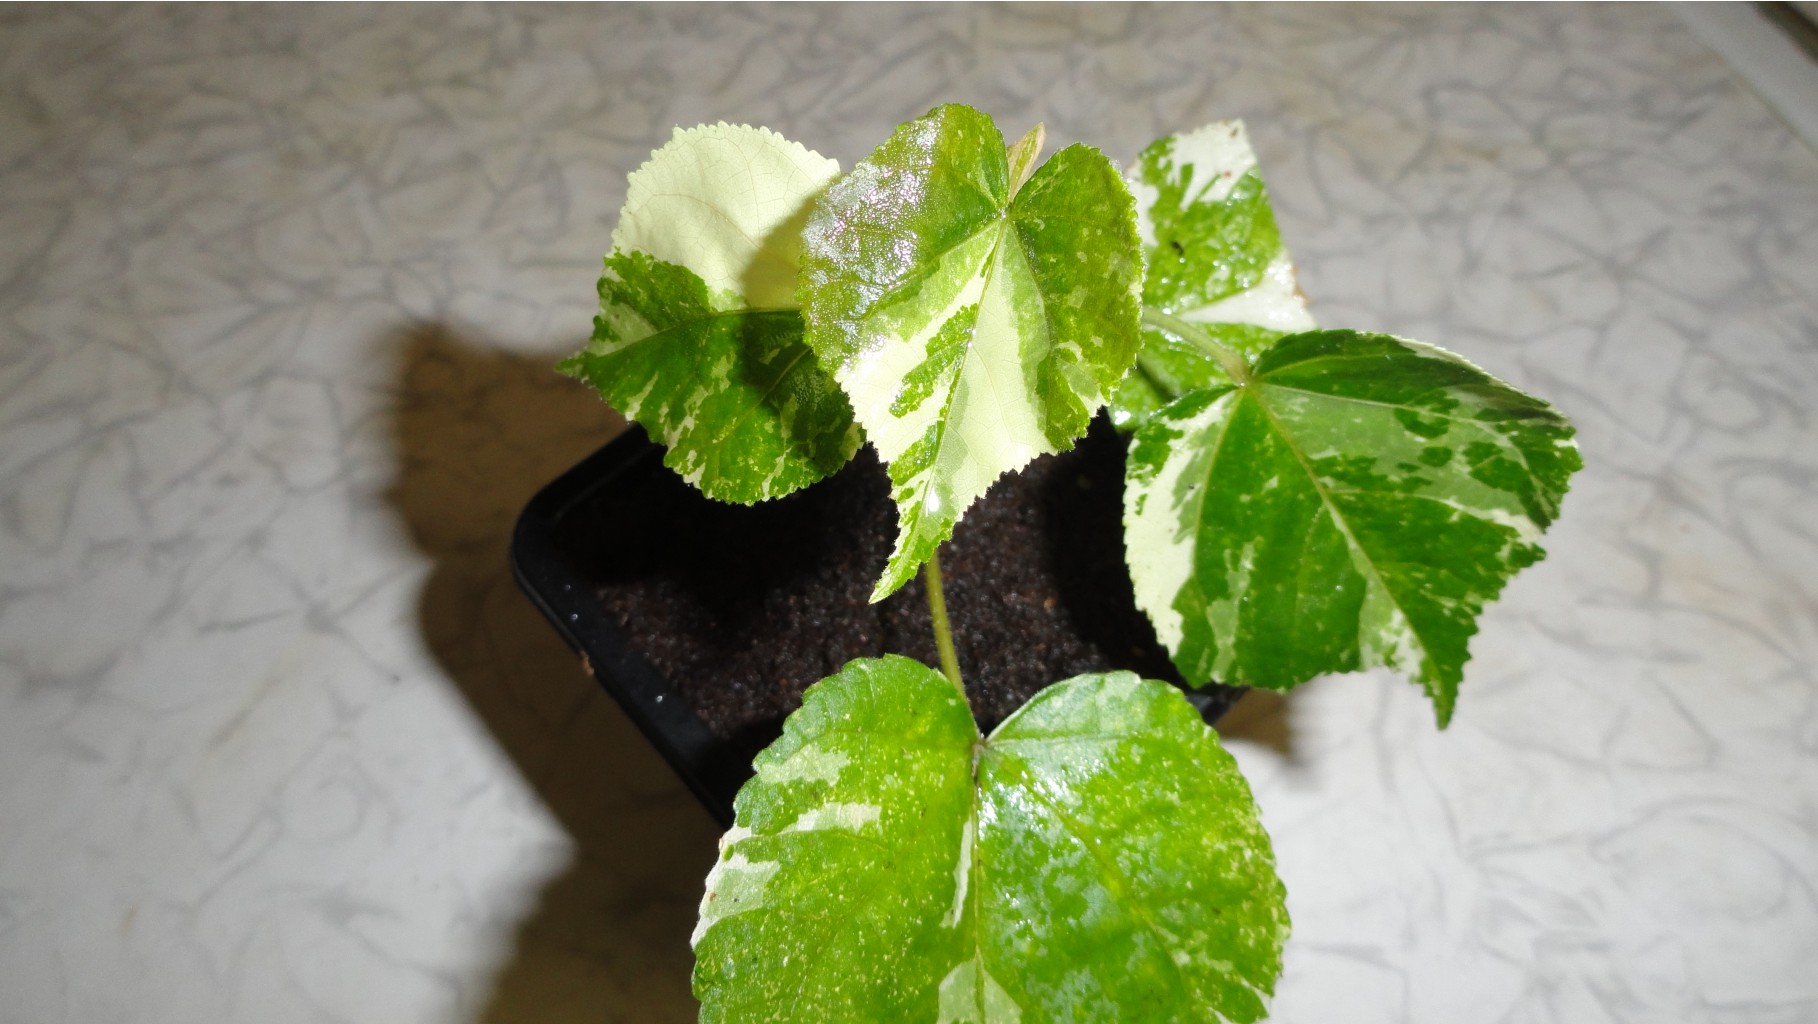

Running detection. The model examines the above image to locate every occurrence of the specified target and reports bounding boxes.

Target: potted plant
[530,105,1580,1022]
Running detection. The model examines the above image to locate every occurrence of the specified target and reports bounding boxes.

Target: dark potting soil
[555,415,1236,764]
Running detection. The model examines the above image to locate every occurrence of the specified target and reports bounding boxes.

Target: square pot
[511,420,1240,827]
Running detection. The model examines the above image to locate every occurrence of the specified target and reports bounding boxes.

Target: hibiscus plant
[561,104,1580,1023]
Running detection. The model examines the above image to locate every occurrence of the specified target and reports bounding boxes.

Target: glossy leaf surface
[799,105,1144,599]
[693,656,1288,1023]
[561,124,858,503]
[1113,122,1317,430]
[1124,330,1582,724]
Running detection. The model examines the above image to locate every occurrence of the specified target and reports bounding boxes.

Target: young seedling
[564,104,1580,1023]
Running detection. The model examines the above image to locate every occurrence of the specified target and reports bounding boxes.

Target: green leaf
[1112,122,1317,430]
[1124,330,1583,725]
[615,123,839,311]
[693,656,1288,1024]
[1112,321,1285,431]
[561,124,859,503]
[799,105,1144,600]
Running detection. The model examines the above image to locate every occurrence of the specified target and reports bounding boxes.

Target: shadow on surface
[382,323,717,1024]
[1216,688,1301,764]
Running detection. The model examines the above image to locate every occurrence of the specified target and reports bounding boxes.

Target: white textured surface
[1,5,1815,1023]
[1678,1,1818,154]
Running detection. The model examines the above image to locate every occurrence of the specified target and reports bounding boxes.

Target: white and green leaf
[798,104,1144,600]
[1125,329,1582,725]
[693,655,1288,1024]
[561,123,859,504]
[1112,121,1318,430]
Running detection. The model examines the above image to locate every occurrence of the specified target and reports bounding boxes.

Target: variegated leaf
[693,656,1288,1024]
[799,105,1144,600]
[1112,121,1318,430]
[1124,330,1582,725]
[561,124,859,504]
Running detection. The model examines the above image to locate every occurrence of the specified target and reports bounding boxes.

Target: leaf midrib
[894,214,1021,547]
[982,745,1213,1021]
[704,341,813,460]
[1256,377,1558,512]
[965,744,990,1022]
[619,305,823,488]
[847,205,1009,327]
[1241,384,1434,681]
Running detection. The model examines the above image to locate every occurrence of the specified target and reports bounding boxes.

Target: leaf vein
[990,748,1216,1020]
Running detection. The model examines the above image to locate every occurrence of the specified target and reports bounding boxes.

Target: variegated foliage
[1111,122,1317,430]
[1115,122,1580,723]
[693,656,1287,1024]
[1124,330,1581,724]
[798,104,1144,601]
[561,124,859,504]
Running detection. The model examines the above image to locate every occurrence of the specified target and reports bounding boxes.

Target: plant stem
[1142,307,1250,384]
[924,550,964,695]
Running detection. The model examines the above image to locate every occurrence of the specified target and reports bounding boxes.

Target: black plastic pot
[511,429,754,825]
[512,426,1240,827]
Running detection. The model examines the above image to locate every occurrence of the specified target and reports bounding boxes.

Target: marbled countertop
[3,5,1815,1022]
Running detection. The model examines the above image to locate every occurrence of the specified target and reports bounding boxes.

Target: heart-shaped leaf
[561,124,859,503]
[693,655,1288,1023]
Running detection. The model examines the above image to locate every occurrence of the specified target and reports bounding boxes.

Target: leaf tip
[1006,121,1047,195]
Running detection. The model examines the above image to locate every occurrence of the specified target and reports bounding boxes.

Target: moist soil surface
[556,415,1239,764]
